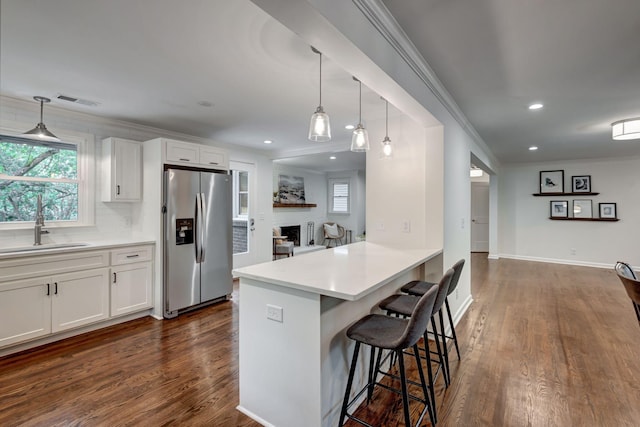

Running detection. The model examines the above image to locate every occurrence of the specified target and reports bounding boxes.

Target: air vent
[56,94,99,107]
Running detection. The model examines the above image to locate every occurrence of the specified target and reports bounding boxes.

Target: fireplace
[280,225,301,246]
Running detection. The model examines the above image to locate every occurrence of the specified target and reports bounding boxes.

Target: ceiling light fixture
[529,146,538,151]
[329,156,337,160]
[470,168,483,178]
[308,47,331,142]
[612,118,640,140]
[21,96,61,142]
[264,140,273,144]
[528,103,544,110]
[350,77,370,152]
[381,97,392,158]
[345,124,355,130]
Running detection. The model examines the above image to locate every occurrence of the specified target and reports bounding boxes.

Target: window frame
[232,169,249,219]
[0,123,95,230]
[328,178,350,214]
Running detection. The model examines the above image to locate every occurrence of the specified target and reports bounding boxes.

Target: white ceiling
[382,0,640,163]
[2,0,638,168]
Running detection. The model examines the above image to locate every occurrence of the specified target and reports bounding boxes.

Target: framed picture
[540,170,564,193]
[599,202,617,219]
[278,175,306,204]
[573,199,592,218]
[571,175,591,193]
[550,200,568,218]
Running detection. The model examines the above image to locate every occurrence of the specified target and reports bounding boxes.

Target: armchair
[322,222,345,248]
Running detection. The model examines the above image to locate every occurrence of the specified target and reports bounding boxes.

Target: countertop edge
[0,240,156,260]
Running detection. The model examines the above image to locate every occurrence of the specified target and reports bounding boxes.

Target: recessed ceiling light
[263,140,273,144]
[197,101,213,107]
[529,146,538,151]
[528,103,543,110]
[329,156,337,160]
[345,124,355,130]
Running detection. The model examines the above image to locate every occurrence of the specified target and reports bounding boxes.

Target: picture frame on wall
[550,200,568,218]
[573,199,593,218]
[571,175,591,193]
[599,202,617,219]
[540,170,564,193]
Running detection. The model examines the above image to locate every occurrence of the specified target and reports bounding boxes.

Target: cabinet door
[51,268,110,333]
[0,277,52,347]
[114,139,142,201]
[199,146,228,169]
[166,140,199,163]
[110,262,153,317]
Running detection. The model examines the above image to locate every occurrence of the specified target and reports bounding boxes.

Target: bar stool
[339,278,445,427]
[378,269,454,420]
[402,259,465,364]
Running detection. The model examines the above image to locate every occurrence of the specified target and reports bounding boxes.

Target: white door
[230,161,257,268]
[471,182,490,252]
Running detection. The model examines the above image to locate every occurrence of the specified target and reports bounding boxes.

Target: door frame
[230,160,258,268]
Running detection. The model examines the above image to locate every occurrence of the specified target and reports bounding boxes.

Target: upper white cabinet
[161,138,229,170]
[102,137,143,202]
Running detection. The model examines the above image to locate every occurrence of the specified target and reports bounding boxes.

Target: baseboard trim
[487,253,500,260]
[497,254,615,269]
[236,406,275,427]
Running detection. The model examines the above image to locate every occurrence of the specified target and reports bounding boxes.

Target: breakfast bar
[233,242,443,427]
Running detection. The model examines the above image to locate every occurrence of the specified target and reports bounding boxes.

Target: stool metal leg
[423,332,437,424]
[339,341,360,426]
[412,343,435,427]
[396,349,412,427]
[445,297,461,360]
[367,346,376,403]
[439,309,451,386]
[430,317,449,387]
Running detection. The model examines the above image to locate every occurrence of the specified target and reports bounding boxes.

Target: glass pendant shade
[612,118,640,140]
[308,106,331,142]
[308,47,331,142]
[21,96,61,142]
[350,124,370,152]
[382,136,393,157]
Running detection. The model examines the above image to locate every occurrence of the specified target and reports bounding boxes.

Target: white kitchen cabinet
[0,267,109,346]
[110,246,153,317]
[0,277,51,347]
[161,138,229,170]
[51,268,110,332]
[102,137,143,202]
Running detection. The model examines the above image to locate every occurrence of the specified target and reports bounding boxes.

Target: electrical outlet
[402,220,411,233]
[456,288,459,299]
[266,304,283,323]
[460,218,465,229]
[570,248,576,255]
[377,222,385,231]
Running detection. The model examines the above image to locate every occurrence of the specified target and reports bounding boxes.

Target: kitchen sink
[0,243,91,254]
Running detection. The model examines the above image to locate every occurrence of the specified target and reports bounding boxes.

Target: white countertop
[233,242,442,301]
[0,239,156,260]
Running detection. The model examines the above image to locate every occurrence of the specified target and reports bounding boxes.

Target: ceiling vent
[56,94,99,107]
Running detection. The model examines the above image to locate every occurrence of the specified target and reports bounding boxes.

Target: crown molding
[351,0,494,157]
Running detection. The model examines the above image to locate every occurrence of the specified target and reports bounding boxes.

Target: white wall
[273,164,328,245]
[499,157,640,267]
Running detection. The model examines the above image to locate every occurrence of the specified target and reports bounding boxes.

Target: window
[0,133,94,228]
[329,179,350,214]
[232,170,249,218]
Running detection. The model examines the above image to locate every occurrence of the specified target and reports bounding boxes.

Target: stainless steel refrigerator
[163,168,232,318]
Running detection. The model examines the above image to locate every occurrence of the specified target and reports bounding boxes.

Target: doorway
[470,172,490,253]
[230,161,257,268]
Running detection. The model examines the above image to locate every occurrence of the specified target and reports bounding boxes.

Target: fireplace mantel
[273,203,317,208]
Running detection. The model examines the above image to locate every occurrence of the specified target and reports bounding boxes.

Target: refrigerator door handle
[195,192,202,263]
[200,192,206,263]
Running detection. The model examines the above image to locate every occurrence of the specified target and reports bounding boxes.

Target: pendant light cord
[358,80,362,123]
[319,52,322,107]
[40,99,44,123]
[385,99,389,137]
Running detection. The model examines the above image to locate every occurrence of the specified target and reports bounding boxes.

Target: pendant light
[350,77,370,152]
[21,96,61,142]
[308,47,331,142]
[381,97,393,158]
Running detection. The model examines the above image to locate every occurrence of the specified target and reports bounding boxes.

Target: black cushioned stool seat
[339,270,454,427]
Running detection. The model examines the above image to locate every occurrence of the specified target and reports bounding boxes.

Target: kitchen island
[233,242,442,427]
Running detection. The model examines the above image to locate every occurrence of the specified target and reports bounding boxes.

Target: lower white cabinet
[110,262,152,317]
[0,268,109,347]
[0,243,154,353]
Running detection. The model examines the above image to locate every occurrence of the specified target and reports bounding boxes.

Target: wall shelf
[533,192,600,196]
[548,217,619,222]
[273,203,317,208]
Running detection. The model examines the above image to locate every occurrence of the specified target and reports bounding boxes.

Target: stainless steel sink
[0,243,91,254]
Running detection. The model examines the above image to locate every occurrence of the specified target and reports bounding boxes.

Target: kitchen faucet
[34,194,49,245]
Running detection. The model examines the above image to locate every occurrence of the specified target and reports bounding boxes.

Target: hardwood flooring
[1,255,639,426]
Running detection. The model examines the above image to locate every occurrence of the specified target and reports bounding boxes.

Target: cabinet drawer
[110,245,153,265]
[0,251,110,283]
[199,148,225,168]
[166,141,198,163]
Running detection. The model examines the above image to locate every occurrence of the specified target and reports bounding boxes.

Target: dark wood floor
[1,255,639,426]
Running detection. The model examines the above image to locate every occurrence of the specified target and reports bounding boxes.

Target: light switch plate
[266,304,283,322]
